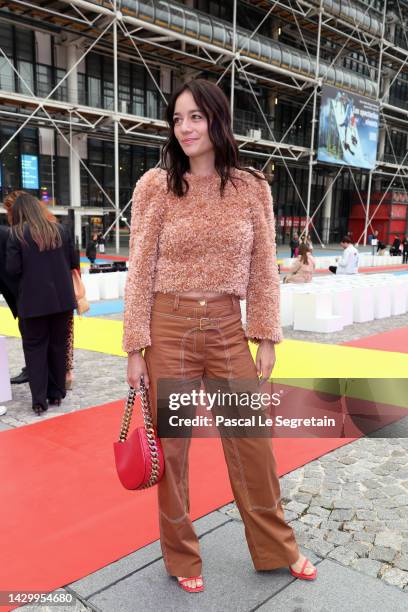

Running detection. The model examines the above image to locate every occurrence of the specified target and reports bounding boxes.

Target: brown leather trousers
[143,291,300,577]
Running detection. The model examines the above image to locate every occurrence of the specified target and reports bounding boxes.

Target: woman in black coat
[86,234,98,264]
[6,193,77,415]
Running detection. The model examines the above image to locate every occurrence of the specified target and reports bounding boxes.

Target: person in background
[86,233,98,265]
[283,243,315,283]
[6,193,77,415]
[0,224,29,388]
[289,232,299,258]
[390,235,401,256]
[1,191,29,385]
[403,236,408,265]
[329,236,359,274]
[376,239,386,255]
[97,232,106,254]
[4,191,76,391]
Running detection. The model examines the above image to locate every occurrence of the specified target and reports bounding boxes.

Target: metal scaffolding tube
[0,0,408,247]
[305,0,323,240]
[59,0,377,97]
[113,0,120,253]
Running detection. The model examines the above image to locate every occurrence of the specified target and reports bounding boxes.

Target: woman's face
[173,90,214,161]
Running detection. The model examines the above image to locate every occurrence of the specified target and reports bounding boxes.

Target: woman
[6,193,77,415]
[403,236,408,264]
[86,233,98,264]
[283,243,315,284]
[4,191,76,392]
[97,232,106,254]
[123,79,317,592]
[289,232,299,258]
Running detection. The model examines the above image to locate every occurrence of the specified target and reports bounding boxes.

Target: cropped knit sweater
[122,167,282,352]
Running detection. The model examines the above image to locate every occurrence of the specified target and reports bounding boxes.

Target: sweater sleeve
[244,173,282,345]
[122,168,163,353]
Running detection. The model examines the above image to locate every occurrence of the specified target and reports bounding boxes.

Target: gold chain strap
[118,378,161,488]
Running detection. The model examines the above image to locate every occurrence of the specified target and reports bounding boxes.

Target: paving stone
[283,509,298,522]
[394,555,408,571]
[343,521,365,532]
[382,495,408,508]
[69,512,230,598]
[347,542,372,557]
[382,485,408,497]
[305,526,328,541]
[353,532,375,544]
[375,531,404,551]
[290,520,311,536]
[327,545,358,566]
[304,538,335,557]
[292,492,313,504]
[385,520,408,532]
[355,509,377,520]
[298,484,321,495]
[308,505,331,518]
[87,520,319,612]
[352,558,383,578]
[299,513,323,528]
[330,509,355,521]
[312,496,334,509]
[369,546,397,563]
[365,490,388,500]
[326,531,353,546]
[338,456,358,465]
[332,497,372,510]
[363,521,386,533]
[381,567,408,589]
[284,500,308,515]
[362,479,382,489]
[377,508,401,520]
[256,559,408,612]
[325,520,343,531]
[224,505,242,521]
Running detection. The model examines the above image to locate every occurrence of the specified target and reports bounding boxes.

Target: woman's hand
[255,340,276,383]
[127,352,150,391]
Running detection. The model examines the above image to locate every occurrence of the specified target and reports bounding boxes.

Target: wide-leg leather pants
[143,291,300,577]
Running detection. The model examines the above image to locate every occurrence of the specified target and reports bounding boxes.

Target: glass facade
[0,4,407,244]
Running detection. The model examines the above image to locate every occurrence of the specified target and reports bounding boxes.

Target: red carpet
[343,327,408,354]
[1,398,358,608]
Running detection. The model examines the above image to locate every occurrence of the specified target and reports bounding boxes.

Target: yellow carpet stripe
[1,307,408,379]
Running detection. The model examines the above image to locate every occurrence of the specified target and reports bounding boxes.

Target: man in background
[329,236,359,275]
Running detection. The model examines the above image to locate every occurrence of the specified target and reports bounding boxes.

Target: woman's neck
[187,155,216,177]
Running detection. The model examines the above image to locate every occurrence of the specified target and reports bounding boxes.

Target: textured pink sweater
[122,167,282,352]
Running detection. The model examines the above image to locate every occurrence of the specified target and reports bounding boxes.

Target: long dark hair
[10,193,62,251]
[299,243,311,265]
[161,79,269,197]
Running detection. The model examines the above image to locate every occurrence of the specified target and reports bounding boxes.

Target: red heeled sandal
[289,558,317,580]
[176,575,204,593]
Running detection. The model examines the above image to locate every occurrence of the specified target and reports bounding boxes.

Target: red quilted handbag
[113,377,164,490]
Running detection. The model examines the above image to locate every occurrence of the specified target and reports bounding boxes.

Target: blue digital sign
[21,154,39,189]
[317,85,379,170]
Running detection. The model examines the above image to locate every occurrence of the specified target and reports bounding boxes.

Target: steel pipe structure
[0,0,407,249]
